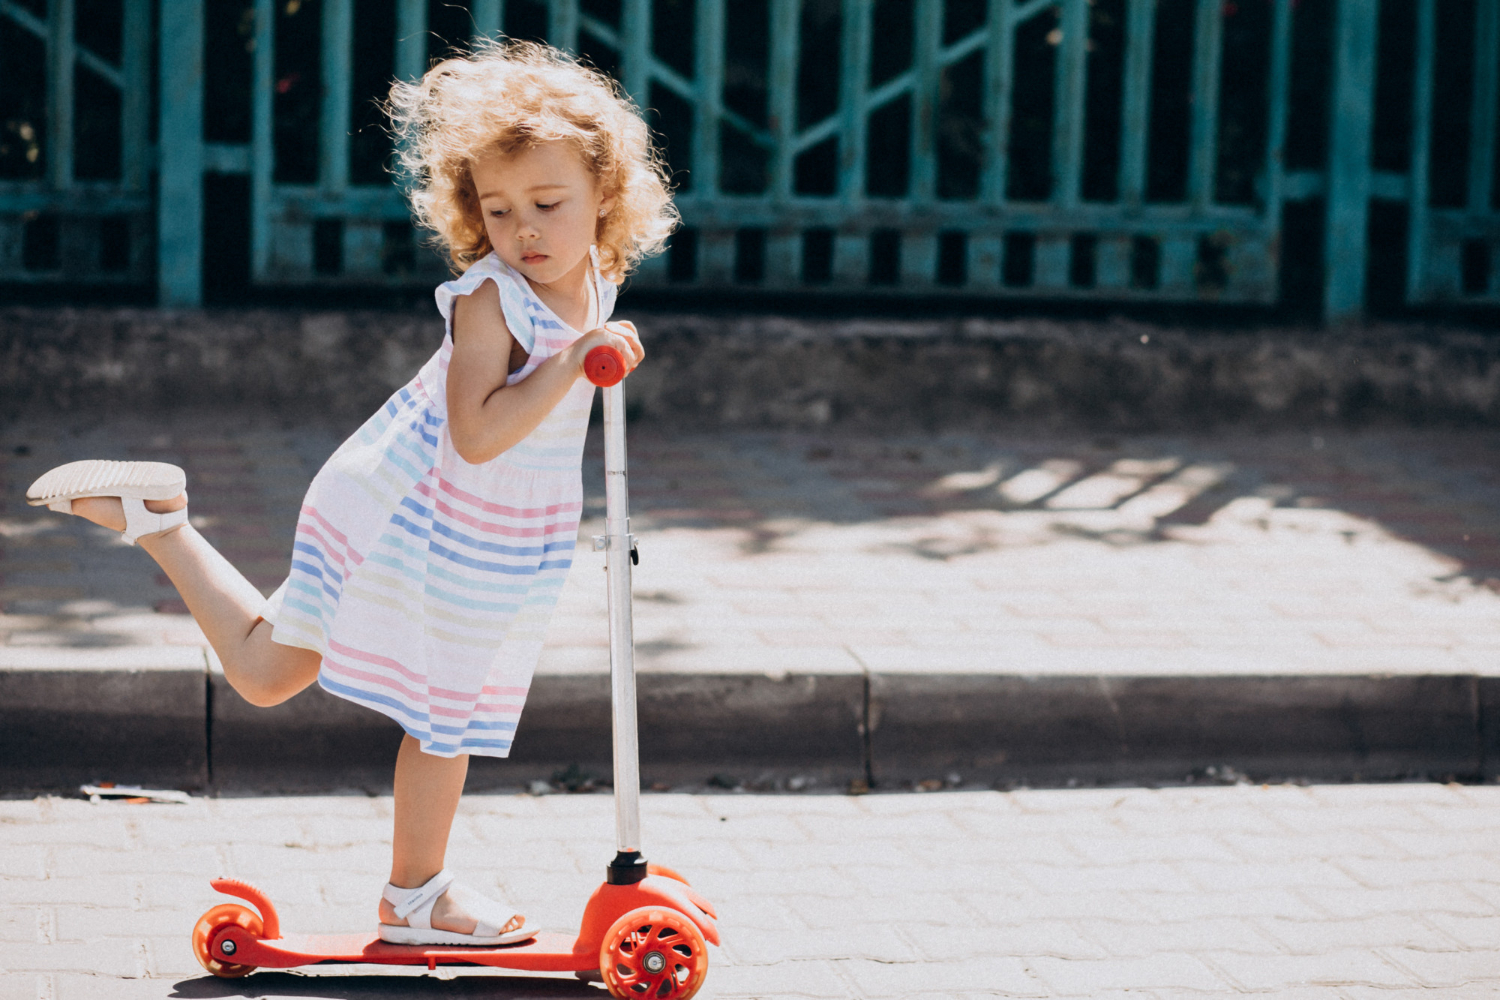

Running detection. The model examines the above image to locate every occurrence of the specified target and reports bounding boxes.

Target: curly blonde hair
[387,40,677,283]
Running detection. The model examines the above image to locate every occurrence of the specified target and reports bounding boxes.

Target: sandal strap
[120,497,189,545]
[383,869,455,928]
[467,893,524,937]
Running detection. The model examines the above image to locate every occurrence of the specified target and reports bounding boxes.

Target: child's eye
[489,209,509,217]
[536,202,559,211]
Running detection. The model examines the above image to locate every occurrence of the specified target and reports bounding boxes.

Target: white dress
[264,252,614,757]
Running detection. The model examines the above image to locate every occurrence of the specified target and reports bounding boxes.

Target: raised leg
[72,495,321,707]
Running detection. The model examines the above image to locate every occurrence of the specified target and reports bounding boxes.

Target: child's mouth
[521,252,548,265]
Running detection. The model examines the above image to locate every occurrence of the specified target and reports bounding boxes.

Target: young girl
[25,41,675,946]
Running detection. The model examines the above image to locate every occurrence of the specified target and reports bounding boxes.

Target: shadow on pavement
[606,426,1500,592]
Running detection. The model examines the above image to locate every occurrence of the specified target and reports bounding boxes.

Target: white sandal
[25,460,189,545]
[378,869,533,947]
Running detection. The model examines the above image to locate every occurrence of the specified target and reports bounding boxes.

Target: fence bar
[968,234,1002,288]
[1097,234,1130,287]
[620,0,650,105]
[550,0,578,51]
[157,0,204,305]
[120,0,151,190]
[1034,232,1069,288]
[250,0,274,280]
[980,0,1013,204]
[471,0,503,39]
[1323,0,1376,320]
[838,0,870,204]
[909,0,942,204]
[321,0,352,193]
[1261,0,1291,231]
[767,0,798,201]
[700,229,734,283]
[1160,234,1195,291]
[1187,0,1222,209]
[46,0,73,190]
[1054,0,1087,207]
[1405,0,1435,301]
[901,232,938,287]
[1471,0,1498,214]
[692,0,723,198]
[396,0,427,80]
[1118,0,1155,209]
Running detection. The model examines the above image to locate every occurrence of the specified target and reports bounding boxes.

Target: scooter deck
[225,929,594,972]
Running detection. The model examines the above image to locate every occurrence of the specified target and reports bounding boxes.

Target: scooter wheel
[192,903,262,978]
[600,906,708,1000]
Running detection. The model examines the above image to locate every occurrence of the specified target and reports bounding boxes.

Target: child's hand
[574,321,644,378]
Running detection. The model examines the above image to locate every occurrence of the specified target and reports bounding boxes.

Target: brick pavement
[4,414,1500,679]
[1,782,1498,998]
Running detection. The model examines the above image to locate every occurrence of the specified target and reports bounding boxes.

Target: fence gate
[1,0,1497,319]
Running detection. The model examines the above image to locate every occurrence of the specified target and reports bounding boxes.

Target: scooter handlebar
[584,345,627,387]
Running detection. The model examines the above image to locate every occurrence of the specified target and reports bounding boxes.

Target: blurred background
[6,0,1500,804]
[2,0,1497,323]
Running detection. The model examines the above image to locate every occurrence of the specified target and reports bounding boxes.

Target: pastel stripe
[266,251,616,759]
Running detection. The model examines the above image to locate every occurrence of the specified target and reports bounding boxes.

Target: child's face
[472,141,613,286]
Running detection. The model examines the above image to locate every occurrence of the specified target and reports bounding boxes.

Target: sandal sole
[26,460,186,506]
[377,924,536,947]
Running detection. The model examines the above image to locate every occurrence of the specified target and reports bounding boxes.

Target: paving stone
[1296,883,1495,921]
[1206,949,1416,990]
[1421,912,1500,950]
[1255,914,1461,955]
[1028,953,1231,994]
[1139,887,1327,923]
[1076,917,1282,958]
[1376,946,1500,988]
[905,921,1107,961]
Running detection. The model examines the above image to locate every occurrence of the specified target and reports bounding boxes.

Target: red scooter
[191,347,719,998]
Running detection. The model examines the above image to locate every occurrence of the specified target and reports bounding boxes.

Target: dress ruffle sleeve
[433,256,537,354]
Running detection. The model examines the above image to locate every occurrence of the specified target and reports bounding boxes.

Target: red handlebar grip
[584,345,626,387]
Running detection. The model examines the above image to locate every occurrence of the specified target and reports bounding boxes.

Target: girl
[25,41,675,946]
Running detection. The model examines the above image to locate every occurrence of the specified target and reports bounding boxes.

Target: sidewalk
[4,413,1500,788]
[2,782,1498,998]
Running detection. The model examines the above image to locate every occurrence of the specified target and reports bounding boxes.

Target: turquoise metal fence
[1,0,1497,319]
[0,0,153,287]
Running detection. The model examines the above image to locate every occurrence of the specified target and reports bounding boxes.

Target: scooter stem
[601,376,645,880]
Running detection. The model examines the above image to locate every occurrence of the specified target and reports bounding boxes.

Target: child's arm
[446,281,643,464]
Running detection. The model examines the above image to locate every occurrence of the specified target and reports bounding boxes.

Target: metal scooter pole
[585,346,649,885]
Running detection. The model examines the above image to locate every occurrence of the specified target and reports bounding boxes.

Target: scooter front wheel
[192,903,262,978]
[600,905,708,1000]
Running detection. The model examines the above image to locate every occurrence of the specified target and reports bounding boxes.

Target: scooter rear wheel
[600,905,708,999]
[192,903,262,978]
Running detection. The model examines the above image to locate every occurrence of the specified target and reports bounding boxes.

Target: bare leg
[71,495,320,706]
[70,499,515,933]
[377,735,524,935]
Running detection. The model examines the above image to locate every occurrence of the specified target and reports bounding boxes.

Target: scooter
[191,346,720,999]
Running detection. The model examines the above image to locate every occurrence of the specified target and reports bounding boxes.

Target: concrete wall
[5,307,1500,429]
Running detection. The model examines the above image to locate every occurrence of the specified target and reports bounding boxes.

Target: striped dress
[263,252,614,757]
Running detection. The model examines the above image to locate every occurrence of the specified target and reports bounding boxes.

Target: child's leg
[379,734,525,935]
[72,495,321,706]
[389,734,469,887]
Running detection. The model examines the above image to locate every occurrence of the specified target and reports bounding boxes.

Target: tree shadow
[600,424,1500,598]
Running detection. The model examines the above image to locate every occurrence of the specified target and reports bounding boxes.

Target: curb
[868,673,1487,786]
[1,654,1493,790]
[9,307,1500,430]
